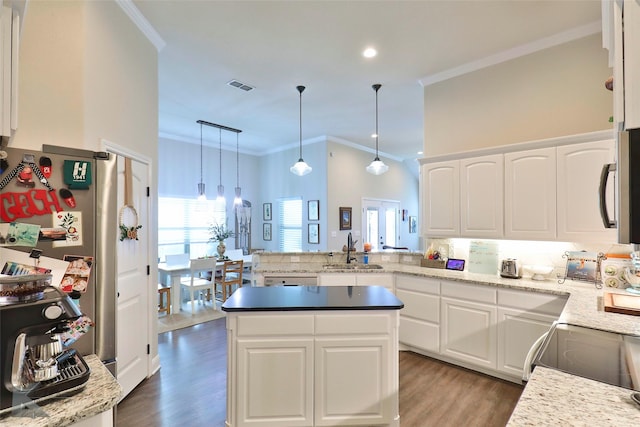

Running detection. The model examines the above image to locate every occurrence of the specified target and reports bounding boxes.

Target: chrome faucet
[346,232,356,264]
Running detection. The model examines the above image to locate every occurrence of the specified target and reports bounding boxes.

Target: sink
[322,264,383,270]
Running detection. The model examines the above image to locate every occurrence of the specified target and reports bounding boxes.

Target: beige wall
[424,34,612,156]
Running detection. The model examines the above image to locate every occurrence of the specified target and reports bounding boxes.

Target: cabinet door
[315,337,392,426]
[624,0,640,129]
[504,147,556,240]
[317,273,357,286]
[556,140,617,243]
[460,154,504,238]
[355,273,393,290]
[422,160,460,237]
[497,308,556,378]
[441,297,497,369]
[236,338,314,427]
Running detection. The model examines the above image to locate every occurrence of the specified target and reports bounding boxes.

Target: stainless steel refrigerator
[0,144,117,375]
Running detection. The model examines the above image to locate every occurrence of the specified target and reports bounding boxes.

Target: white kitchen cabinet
[395,274,440,353]
[421,160,460,237]
[317,273,357,286]
[0,4,18,137]
[504,147,556,240]
[460,154,504,238]
[227,311,399,427]
[624,0,640,129]
[556,139,617,243]
[440,281,497,370]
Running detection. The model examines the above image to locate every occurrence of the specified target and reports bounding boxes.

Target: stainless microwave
[601,128,640,244]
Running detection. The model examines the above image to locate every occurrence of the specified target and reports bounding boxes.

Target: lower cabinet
[440,283,498,370]
[395,274,440,353]
[228,312,399,427]
[317,273,394,290]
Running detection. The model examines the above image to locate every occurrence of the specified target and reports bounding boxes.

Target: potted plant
[208,223,234,258]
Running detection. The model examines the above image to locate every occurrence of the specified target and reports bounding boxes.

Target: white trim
[115,0,166,52]
[418,129,615,165]
[419,21,602,87]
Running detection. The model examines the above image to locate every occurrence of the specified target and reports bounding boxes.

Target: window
[158,197,226,260]
[278,197,302,252]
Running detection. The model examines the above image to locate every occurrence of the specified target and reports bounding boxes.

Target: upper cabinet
[604,0,640,129]
[420,132,617,243]
[504,147,556,240]
[0,3,20,137]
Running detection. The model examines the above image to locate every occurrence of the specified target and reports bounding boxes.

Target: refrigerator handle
[599,163,617,229]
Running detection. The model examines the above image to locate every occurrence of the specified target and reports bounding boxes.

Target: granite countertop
[0,355,122,427]
[256,261,640,424]
[221,285,403,312]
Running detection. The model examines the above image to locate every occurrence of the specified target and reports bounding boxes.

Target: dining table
[157,254,252,313]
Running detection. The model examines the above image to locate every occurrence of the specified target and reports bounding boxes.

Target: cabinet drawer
[498,289,567,316]
[237,314,314,337]
[315,313,391,335]
[441,281,496,304]
[396,289,439,323]
[395,275,440,294]
[399,318,439,353]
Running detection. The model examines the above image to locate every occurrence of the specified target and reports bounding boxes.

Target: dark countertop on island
[221,285,404,312]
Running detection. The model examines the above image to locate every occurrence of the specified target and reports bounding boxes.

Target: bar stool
[158,284,171,315]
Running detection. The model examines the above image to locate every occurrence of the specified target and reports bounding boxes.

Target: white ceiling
[132,0,603,161]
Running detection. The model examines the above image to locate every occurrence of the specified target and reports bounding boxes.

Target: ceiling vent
[227,79,254,92]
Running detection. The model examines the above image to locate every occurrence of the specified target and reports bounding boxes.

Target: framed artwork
[308,223,319,244]
[263,203,272,221]
[339,207,352,230]
[409,216,417,233]
[308,200,319,221]
[560,251,601,285]
[263,223,272,241]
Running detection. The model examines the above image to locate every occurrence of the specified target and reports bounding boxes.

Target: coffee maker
[0,276,91,414]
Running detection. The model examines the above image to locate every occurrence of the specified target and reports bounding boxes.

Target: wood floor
[116,318,523,427]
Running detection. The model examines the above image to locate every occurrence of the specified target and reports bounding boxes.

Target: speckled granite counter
[256,259,640,424]
[0,355,122,427]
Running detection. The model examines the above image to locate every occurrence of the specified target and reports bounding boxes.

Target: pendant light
[366,83,389,175]
[234,131,242,206]
[290,85,312,176]
[217,127,225,202]
[197,121,206,200]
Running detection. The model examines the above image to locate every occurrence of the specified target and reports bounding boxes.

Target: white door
[115,155,150,399]
[362,198,399,251]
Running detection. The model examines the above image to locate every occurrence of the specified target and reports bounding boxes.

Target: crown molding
[419,20,601,87]
[115,0,166,52]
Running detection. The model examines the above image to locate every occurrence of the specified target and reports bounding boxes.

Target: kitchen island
[221,285,403,427]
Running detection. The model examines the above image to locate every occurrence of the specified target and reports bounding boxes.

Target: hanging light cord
[236,133,239,187]
[373,83,381,159]
[200,122,204,183]
[298,85,305,159]
[219,128,222,187]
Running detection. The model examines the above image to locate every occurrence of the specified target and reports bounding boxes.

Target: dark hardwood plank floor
[116,318,523,427]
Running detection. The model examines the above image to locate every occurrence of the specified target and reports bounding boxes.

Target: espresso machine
[0,275,91,414]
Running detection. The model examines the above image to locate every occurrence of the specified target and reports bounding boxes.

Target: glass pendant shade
[234,133,242,206]
[367,83,389,175]
[291,85,312,176]
[366,158,389,175]
[290,159,312,176]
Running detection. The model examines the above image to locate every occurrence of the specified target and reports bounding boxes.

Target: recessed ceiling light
[363,47,377,58]
[417,151,423,155]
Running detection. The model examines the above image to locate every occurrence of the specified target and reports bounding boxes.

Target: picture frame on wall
[308,223,319,244]
[263,203,272,221]
[308,200,319,221]
[339,207,352,230]
[263,223,272,241]
[409,216,417,233]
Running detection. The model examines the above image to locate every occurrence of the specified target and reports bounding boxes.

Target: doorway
[362,198,400,251]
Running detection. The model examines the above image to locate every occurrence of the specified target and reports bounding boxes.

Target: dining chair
[180,257,217,314]
[214,259,243,302]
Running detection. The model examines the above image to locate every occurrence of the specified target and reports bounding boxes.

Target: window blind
[278,197,302,252]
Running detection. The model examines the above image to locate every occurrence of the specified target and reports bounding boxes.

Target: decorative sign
[0,189,64,222]
[63,160,92,189]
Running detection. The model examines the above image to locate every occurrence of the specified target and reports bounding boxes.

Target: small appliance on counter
[499,258,522,278]
[0,276,91,415]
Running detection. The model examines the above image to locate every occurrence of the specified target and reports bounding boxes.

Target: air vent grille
[227,80,254,92]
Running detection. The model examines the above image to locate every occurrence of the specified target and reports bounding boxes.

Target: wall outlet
[381,255,391,262]
[291,256,300,262]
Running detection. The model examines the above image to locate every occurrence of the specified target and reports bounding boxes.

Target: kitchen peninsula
[221,285,403,427]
